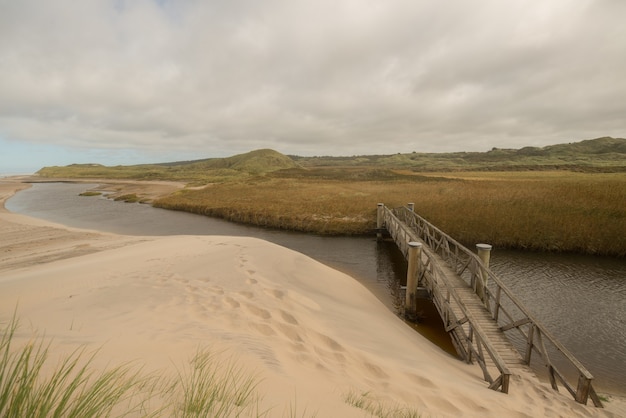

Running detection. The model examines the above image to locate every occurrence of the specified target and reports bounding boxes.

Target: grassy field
[154,170,626,256]
[36,140,626,257]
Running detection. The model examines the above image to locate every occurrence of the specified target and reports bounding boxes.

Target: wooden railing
[382,206,511,394]
[380,204,602,407]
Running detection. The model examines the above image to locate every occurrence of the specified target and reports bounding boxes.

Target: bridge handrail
[384,205,602,407]
[382,207,511,393]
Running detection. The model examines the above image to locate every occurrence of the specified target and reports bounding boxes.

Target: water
[4,182,401,310]
[6,182,626,394]
[489,251,626,394]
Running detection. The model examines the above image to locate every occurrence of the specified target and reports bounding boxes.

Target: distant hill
[163,149,299,174]
[36,149,300,182]
[36,137,626,181]
[292,136,626,171]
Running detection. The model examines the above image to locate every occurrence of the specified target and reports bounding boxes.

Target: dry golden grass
[154,171,626,256]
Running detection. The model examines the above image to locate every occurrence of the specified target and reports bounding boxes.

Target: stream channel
[6,182,626,395]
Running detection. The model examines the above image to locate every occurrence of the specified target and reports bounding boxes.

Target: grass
[154,171,626,256]
[36,150,299,184]
[170,350,260,417]
[113,194,141,203]
[33,139,626,256]
[343,390,421,418]
[0,313,332,417]
[0,312,152,417]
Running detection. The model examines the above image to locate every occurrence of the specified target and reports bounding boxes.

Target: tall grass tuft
[0,313,153,418]
[343,389,421,418]
[170,349,261,418]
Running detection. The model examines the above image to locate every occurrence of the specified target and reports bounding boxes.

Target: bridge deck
[436,258,525,369]
[421,243,527,370]
[380,204,603,407]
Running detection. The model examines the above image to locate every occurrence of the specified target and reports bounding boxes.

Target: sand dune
[0,179,622,417]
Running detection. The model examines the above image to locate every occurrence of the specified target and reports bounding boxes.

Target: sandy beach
[1,179,623,417]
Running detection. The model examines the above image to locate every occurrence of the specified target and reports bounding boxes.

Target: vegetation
[36,138,626,182]
[2,314,426,417]
[154,171,626,256]
[172,350,260,417]
[291,136,626,172]
[37,149,299,184]
[114,194,141,203]
[35,137,626,256]
[78,191,102,197]
[343,390,421,418]
[0,313,152,417]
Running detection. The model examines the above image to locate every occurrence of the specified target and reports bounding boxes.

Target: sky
[1,0,625,174]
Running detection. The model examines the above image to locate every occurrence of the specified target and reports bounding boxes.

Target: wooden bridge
[376,203,603,407]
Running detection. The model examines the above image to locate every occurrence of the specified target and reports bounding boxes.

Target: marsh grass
[35,141,626,256]
[114,194,141,203]
[154,171,626,256]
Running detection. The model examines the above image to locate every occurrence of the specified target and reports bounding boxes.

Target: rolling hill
[36,136,626,182]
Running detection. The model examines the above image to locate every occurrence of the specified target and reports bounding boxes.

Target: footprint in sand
[185,285,199,293]
[276,323,304,343]
[244,302,272,319]
[206,285,224,295]
[264,288,285,300]
[279,310,299,325]
[223,296,240,309]
[238,290,254,299]
[313,332,345,352]
[313,345,347,364]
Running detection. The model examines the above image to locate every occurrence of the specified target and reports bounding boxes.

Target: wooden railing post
[576,376,591,405]
[376,203,384,240]
[405,242,422,318]
[476,243,492,306]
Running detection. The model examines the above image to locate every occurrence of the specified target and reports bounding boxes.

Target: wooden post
[476,243,492,305]
[376,203,384,240]
[408,202,415,212]
[405,241,422,317]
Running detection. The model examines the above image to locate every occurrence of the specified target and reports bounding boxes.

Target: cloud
[1,0,625,165]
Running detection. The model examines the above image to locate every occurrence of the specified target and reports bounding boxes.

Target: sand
[0,179,623,417]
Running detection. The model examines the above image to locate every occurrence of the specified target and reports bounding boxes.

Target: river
[6,182,626,395]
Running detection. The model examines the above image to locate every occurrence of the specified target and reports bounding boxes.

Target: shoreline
[5,175,187,203]
[1,178,624,416]
[9,175,626,257]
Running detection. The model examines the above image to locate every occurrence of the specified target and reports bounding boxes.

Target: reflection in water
[376,239,461,357]
[490,250,626,393]
[6,182,626,394]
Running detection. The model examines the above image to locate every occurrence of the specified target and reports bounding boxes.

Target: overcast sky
[1,0,625,173]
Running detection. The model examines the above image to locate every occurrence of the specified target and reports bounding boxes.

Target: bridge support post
[405,241,422,318]
[476,243,492,307]
[376,203,384,240]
